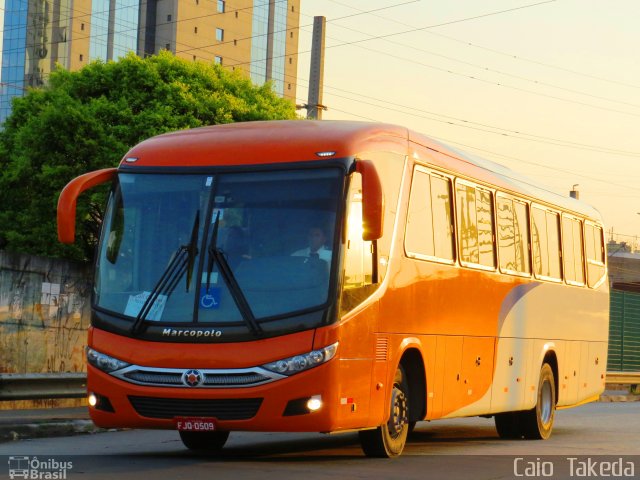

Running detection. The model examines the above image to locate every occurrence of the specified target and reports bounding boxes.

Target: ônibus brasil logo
[8,456,72,479]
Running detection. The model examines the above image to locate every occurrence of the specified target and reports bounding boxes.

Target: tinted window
[405,169,454,262]
[562,216,585,285]
[456,182,495,268]
[497,197,530,274]
[585,223,605,287]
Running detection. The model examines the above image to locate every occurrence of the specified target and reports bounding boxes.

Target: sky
[296,0,640,248]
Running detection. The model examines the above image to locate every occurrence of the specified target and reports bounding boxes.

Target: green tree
[0,51,297,262]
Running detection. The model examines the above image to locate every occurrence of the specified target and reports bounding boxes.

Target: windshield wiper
[130,211,200,334]
[206,211,263,336]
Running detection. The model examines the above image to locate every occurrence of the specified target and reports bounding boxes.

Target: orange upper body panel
[120,120,409,167]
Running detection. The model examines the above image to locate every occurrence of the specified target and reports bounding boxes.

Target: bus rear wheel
[179,430,230,452]
[522,363,556,439]
[359,365,410,457]
[494,363,556,440]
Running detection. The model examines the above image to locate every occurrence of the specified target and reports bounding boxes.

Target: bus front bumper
[86,361,343,433]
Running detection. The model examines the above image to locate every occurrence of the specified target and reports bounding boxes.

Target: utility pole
[306,16,326,119]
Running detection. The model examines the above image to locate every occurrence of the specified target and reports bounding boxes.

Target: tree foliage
[0,51,297,262]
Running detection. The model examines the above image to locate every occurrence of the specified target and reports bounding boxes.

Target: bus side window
[498,196,531,275]
[532,207,561,281]
[585,223,605,288]
[405,168,454,262]
[406,170,435,256]
[562,216,585,286]
[513,200,531,274]
[497,197,516,272]
[456,182,495,268]
[340,172,376,315]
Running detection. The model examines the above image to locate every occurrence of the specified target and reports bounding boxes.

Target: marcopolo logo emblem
[182,369,204,387]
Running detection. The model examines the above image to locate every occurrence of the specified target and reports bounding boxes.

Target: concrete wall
[0,250,92,409]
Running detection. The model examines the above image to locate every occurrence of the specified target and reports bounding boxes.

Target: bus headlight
[262,343,338,376]
[86,347,130,373]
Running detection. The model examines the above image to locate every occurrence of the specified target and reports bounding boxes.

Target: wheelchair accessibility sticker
[199,286,220,309]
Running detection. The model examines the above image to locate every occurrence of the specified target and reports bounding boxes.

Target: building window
[193,55,197,61]
[167,14,172,22]
[79,54,84,61]
[233,39,237,46]
[194,26,198,34]
[289,57,292,64]
[288,83,291,90]
[165,43,171,50]
[217,0,225,13]
[216,28,224,41]
[215,56,223,65]
[81,23,85,31]
[291,5,294,12]
[235,11,238,18]
[290,31,294,38]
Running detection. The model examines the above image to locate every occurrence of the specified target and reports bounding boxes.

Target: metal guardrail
[0,371,638,401]
[0,373,86,401]
[606,372,640,385]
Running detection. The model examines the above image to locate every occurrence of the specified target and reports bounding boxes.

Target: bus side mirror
[355,159,384,241]
[57,168,117,244]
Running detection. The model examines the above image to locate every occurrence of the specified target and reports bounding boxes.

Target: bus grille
[128,396,263,420]
[122,370,273,387]
[112,365,285,388]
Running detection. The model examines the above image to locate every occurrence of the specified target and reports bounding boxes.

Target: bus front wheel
[179,430,230,452]
[359,365,410,457]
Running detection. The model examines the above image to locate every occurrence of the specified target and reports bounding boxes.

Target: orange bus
[58,121,609,457]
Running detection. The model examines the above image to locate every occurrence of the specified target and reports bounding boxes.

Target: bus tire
[521,363,556,440]
[179,430,230,451]
[359,365,410,457]
[494,412,523,439]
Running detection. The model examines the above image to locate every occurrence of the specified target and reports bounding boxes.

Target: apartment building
[0,0,300,122]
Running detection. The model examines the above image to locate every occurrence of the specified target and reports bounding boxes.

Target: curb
[0,420,104,443]
[598,394,640,403]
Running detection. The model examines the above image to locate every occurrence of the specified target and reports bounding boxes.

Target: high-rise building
[0,0,300,123]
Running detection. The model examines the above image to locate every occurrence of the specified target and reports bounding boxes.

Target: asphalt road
[1,402,638,480]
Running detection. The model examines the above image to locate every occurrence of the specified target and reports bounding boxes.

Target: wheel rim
[388,385,408,438]
[540,380,553,426]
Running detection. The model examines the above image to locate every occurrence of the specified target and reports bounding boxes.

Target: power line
[322,96,640,194]
[302,28,640,119]
[320,5,640,111]
[316,80,640,158]
[327,0,640,91]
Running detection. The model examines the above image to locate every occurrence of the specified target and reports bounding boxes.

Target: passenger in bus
[292,226,332,263]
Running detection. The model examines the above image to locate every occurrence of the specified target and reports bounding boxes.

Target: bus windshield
[95,168,343,330]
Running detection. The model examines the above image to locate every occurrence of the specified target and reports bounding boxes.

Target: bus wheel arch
[542,350,559,406]
[400,348,427,427]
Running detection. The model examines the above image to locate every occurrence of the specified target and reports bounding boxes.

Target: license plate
[174,417,217,432]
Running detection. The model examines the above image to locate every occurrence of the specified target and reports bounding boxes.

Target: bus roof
[120,120,602,222]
